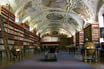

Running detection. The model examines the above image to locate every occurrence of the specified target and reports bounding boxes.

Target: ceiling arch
[0,0,101,37]
[98,4,104,27]
[39,26,73,37]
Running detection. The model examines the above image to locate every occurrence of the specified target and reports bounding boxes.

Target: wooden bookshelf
[20,23,29,31]
[0,6,39,50]
[0,6,15,22]
[84,24,100,46]
[76,30,84,47]
[31,29,36,36]
[60,37,73,46]
[72,35,76,46]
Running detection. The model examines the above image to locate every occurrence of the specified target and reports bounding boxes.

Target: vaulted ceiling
[0,0,103,37]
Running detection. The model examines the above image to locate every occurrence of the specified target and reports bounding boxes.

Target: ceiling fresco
[0,0,102,37]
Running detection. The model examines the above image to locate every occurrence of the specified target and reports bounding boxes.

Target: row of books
[0,6,39,50]
[75,30,84,47]
[84,24,100,46]
[72,24,100,48]
[0,6,15,22]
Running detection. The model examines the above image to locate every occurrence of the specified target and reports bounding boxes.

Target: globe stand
[82,49,98,63]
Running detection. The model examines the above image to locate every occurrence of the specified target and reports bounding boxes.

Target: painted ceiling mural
[0,0,103,37]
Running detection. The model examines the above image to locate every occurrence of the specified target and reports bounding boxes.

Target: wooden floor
[4,52,95,69]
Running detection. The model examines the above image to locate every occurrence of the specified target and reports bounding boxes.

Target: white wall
[98,4,104,27]
[98,4,104,43]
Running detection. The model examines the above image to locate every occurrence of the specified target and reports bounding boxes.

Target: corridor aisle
[4,52,95,69]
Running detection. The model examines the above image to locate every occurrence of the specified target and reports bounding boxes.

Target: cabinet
[76,30,84,47]
[84,24,100,46]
